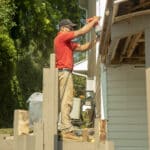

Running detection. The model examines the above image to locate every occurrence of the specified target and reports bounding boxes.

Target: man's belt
[58,68,72,72]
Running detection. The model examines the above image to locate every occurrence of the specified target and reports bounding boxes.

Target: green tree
[0,0,24,127]
[0,0,86,127]
[12,0,85,102]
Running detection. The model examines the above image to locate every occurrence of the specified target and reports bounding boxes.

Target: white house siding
[106,65,148,150]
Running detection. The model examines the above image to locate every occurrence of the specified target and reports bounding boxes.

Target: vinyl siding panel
[106,65,148,150]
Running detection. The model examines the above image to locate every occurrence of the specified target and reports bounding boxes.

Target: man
[54,16,100,138]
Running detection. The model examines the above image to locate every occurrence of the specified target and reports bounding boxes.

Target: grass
[0,128,13,135]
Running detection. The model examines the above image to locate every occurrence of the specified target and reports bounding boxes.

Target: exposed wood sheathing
[100,0,150,64]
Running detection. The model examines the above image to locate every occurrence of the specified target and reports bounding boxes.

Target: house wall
[106,65,148,150]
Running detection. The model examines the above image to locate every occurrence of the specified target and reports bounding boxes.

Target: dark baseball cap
[59,19,77,28]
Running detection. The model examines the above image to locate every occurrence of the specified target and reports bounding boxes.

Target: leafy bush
[0,34,24,127]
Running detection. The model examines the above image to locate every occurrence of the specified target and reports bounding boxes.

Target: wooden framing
[114,9,150,23]
[126,32,142,58]
[112,3,119,24]
[34,121,43,150]
[119,36,131,62]
[13,110,30,137]
[131,2,150,12]
[107,37,120,62]
[111,14,150,39]
[145,28,150,148]
[43,54,58,150]
[98,0,150,148]
[0,53,115,150]
[100,0,113,57]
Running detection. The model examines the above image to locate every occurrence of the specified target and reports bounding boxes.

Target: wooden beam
[140,0,146,4]
[112,4,119,24]
[131,2,150,12]
[111,14,150,39]
[111,38,120,61]
[120,56,145,60]
[138,38,145,42]
[119,36,131,62]
[107,38,120,63]
[126,32,142,58]
[99,0,113,58]
[145,27,150,149]
[114,9,150,23]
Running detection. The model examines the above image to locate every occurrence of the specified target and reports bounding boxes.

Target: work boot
[59,131,82,141]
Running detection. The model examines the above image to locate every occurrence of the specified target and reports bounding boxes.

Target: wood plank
[26,135,35,150]
[114,9,150,23]
[94,118,100,143]
[43,68,58,150]
[100,120,107,143]
[58,140,114,150]
[14,135,27,150]
[34,121,43,150]
[145,27,150,149]
[126,33,142,58]
[0,136,13,150]
[13,110,29,137]
[100,0,113,58]
[131,2,150,12]
[107,38,120,63]
[43,54,58,150]
[111,14,150,39]
[120,36,131,62]
[95,57,101,118]
[50,53,55,68]
[42,68,51,150]
[112,4,119,24]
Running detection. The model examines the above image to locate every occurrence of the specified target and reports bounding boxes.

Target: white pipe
[72,71,87,78]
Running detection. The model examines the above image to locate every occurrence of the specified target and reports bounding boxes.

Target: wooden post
[34,121,44,150]
[94,118,100,149]
[100,120,106,143]
[13,110,30,137]
[13,110,30,150]
[145,27,150,149]
[43,54,58,150]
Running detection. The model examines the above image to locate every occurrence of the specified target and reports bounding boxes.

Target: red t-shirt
[54,31,79,70]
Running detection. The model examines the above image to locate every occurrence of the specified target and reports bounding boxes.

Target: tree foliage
[0,0,24,127]
[0,0,16,32]
[0,0,85,127]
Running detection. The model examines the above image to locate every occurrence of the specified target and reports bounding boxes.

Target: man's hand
[86,16,101,26]
[74,16,101,37]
